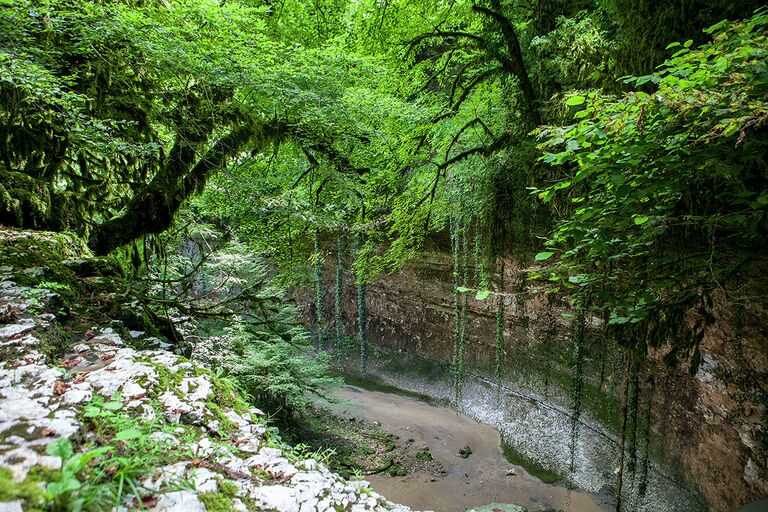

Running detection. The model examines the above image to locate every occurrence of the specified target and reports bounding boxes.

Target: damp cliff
[302,248,768,512]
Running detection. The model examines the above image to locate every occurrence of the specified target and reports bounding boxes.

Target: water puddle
[328,384,614,512]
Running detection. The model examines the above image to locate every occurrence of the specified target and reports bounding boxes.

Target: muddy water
[329,385,613,512]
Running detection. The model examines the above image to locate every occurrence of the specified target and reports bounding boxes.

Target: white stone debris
[153,491,207,512]
[0,278,419,512]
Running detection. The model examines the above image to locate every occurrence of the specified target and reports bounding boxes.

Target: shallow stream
[328,384,614,512]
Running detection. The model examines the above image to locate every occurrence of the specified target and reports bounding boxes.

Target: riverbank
[329,346,707,512]
[294,380,614,512]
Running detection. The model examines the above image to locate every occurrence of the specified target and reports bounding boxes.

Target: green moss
[203,479,259,510]
[501,441,563,484]
[199,491,237,512]
[0,466,50,510]
[35,322,78,365]
[204,401,238,434]
[415,447,432,462]
[149,362,186,396]
[0,228,92,305]
[217,479,239,497]
[208,373,249,414]
[538,363,622,432]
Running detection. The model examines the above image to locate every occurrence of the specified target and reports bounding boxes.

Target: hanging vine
[569,304,586,475]
[637,374,655,499]
[473,216,491,290]
[494,260,505,400]
[335,234,345,360]
[450,211,464,400]
[355,232,368,373]
[542,295,556,400]
[627,357,641,483]
[615,354,631,512]
[313,228,325,351]
[458,225,470,393]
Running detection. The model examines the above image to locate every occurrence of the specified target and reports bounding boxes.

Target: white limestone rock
[0,501,23,512]
[0,320,35,340]
[152,491,206,512]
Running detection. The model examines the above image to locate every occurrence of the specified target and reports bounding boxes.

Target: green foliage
[335,236,346,358]
[0,466,49,510]
[535,10,768,338]
[44,438,113,511]
[354,233,369,372]
[0,0,270,236]
[25,394,201,511]
[3,6,767,510]
[603,0,763,76]
[287,443,337,465]
[221,322,341,418]
[313,229,326,349]
[126,212,341,421]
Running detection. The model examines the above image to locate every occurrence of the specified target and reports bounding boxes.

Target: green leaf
[538,189,554,202]
[47,478,81,496]
[475,290,491,301]
[114,429,142,441]
[565,95,586,106]
[46,438,74,460]
[534,251,554,261]
[103,400,122,411]
[456,286,472,293]
[634,216,649,225]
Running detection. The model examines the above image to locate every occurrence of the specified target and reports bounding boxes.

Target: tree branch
[89,125,256,255]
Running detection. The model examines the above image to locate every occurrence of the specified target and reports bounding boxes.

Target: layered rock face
[0,261,413,511]
[304,250,768,512]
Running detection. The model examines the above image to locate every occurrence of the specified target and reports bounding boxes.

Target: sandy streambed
[328,384,613,512]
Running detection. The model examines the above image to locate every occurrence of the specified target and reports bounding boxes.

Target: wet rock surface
[0,276,417,512]
[302,251,768,511]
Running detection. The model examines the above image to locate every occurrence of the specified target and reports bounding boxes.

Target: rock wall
[301,249,768,512]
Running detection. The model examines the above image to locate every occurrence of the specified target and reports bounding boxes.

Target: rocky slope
[0,230,415,512]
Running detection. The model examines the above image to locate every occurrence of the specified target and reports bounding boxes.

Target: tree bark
[473,1,540,127]
[89,126,254,255]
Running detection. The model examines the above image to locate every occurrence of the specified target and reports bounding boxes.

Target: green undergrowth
[4,376,318,511]
[199,479,257,512]
[135,357,251,437]
[3,393,203,511]
[281,407,398,479]
[0,227,321,510]
[0,466,54,510]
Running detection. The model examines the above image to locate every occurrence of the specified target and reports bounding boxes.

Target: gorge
[1,1,767,511]
[301,246,768,512]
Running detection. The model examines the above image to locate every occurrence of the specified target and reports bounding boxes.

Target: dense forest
[1,0,767,511]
